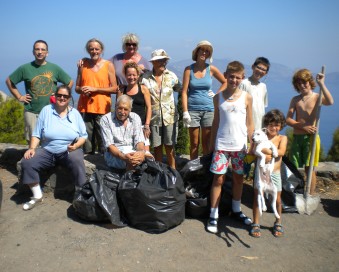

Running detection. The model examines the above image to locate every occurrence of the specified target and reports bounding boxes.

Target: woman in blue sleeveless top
[181,40,227,159]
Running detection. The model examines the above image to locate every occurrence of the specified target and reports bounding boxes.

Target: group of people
[6,34,334,238]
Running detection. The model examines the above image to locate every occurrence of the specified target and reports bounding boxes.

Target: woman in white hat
[181,40,227,160]
[140,49,182,169]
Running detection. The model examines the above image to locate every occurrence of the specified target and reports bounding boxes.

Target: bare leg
[154,145,163,163]
[275,191,282,224]
[210,174,225,208]
[189,127,200,160]
[252,188,260,225]
[232,172,244,201]
[201,127,212,156]
[164,145,176,169]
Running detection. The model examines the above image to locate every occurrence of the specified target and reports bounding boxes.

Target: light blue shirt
[33,104,88,154]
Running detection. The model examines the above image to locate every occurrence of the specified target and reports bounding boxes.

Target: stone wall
[0,143,337,198]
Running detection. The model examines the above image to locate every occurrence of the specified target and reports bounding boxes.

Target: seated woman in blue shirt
[21,85,88,210]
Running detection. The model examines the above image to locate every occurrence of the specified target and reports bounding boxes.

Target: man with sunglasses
[6,40,73,144]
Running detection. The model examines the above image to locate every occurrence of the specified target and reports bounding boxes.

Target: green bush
[326,127,339,162]
[0,97,26,144]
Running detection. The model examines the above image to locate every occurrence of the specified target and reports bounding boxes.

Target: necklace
[301,92,313,103]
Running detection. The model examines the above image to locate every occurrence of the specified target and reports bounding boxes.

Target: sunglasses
[125,43,137,47]
[56,94,70,99]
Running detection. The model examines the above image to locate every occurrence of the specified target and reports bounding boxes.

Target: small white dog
[252,129,280,219]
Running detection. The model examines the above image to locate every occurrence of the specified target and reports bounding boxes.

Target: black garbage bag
[118,159,186,233]
[180,154,233,218]
[180,154,213,218]
[90,170,127,227]
[72,182,108,222]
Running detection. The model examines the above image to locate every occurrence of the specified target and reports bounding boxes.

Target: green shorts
[289,134,320,168]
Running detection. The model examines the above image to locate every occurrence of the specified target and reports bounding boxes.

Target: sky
[0,0,339,84]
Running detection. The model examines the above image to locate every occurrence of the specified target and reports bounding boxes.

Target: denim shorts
[189,111,214,128]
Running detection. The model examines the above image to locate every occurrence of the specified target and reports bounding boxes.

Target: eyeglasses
[56,94,70,99]
[255,65,268,72]
[125,43,137,47]
[34,48,47,52]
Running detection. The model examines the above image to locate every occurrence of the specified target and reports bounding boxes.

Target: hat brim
[149,56,170,62]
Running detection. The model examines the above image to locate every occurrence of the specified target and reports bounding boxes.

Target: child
[207,61,254,233]
[239,57,270,131]
[250,109,287,238]
[286,69,334,195]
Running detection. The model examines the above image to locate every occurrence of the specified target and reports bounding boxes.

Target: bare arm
[6,77,32,103]
[209,94,220,153]
[210,65,227,93]
[181,67,191,112]
[75,67,83,94]
[317,73,334,106]
[246,92,254,148]
[23,137,41,159]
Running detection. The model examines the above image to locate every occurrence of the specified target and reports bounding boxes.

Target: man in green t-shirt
[6,40,73,143]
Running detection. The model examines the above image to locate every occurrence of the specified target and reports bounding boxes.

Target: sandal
[23,197,43,211]
[230,211,253,225]
[273,223,284,237]
[250,224,261,238]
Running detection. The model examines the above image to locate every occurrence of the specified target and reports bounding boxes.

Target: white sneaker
[206,218,218,233]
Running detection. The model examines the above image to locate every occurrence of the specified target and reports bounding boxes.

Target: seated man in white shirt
[100,95,146,170]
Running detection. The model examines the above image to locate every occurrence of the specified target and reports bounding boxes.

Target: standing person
[239,57,270,131]
[286,69,334,195]
[250,109,287,238]
[141,49,182,169]
[111,33,151,88]
[100,95,146,171]
[181,40,227,159]
[21,85,87,210]
[75,38,118,154]
[117,62,152,152]
[207,61,254,233]
[6,40,73,144]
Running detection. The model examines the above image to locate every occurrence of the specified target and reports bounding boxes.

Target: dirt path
[0,166,338,272]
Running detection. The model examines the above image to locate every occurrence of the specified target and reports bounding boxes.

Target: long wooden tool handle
[305,65,325,196]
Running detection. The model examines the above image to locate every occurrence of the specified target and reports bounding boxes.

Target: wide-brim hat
[192,40,213,63]
[149,49,171,62]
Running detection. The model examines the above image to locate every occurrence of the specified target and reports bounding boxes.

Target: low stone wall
[0,143,337,198]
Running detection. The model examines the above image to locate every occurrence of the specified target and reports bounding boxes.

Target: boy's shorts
[150,123,178,147]
[271,172,282,192]
[189,111,214,128]
[289,134,320,168]
[210,149,246,175]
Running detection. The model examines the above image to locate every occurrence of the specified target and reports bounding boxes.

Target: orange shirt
[77,60,112,114]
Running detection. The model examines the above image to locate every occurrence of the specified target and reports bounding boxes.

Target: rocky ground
[0,162,338,272]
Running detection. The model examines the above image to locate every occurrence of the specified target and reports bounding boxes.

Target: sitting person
[100,95,146,170]
[21,85,88,210]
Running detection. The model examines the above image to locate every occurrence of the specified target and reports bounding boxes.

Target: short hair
[85,38,104,54]
[263,109,286,129]
[33,40,48,51]
[116,94,133,109]
[225,61,245,74]
[123,62,141,77]
[122,33,139,52]
[56,84,72,96]
[292,69,316,92]
[253,57,270,72]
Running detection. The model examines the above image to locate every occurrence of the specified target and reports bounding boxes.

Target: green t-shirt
[9,61,72,114]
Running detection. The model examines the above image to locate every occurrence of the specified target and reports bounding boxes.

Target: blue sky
[1,0,338,83]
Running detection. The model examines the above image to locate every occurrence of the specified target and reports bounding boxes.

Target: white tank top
[215,91,248,151]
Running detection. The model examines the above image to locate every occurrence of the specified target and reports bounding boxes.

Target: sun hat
[149,49,171,62]
[192,40,213,63]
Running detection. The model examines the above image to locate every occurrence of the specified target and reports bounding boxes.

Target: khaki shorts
[150,123,178,147]
[24,111,39,142]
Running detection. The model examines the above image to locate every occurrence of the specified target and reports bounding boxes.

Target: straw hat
[192,40,213,62]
